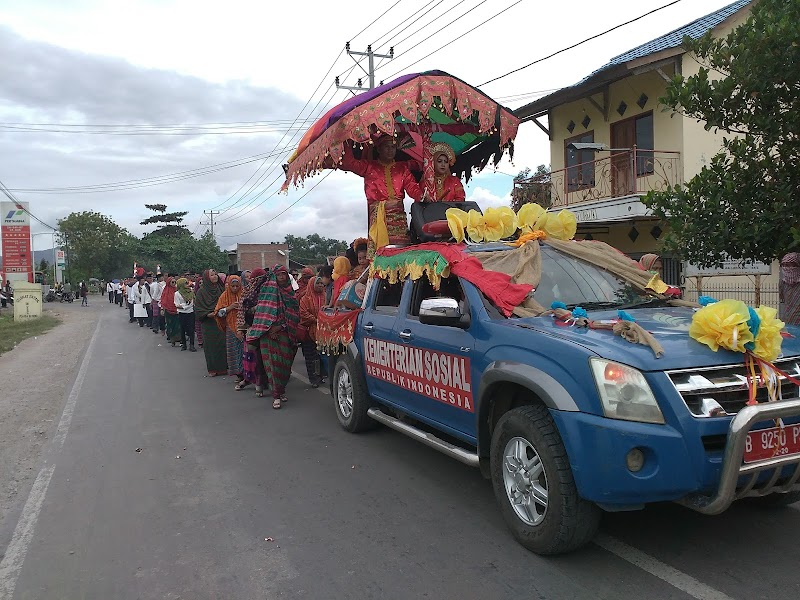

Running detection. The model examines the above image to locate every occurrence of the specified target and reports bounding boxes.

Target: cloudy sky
[0,0,736,252]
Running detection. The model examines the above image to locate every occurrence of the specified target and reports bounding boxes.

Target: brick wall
[233,243,289,272]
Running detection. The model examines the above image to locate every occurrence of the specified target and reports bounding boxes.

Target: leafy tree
[140,203,190,238]
[37,258,50,273]
[644,0,799,266]
[57,211,135,283]
[139,203,192,265]
[284,234,348,266]
[511,165,551,212]
[165,231,228,275]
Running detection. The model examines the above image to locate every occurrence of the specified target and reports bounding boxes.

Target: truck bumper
[676,398,800,514]
[550,399,800,511]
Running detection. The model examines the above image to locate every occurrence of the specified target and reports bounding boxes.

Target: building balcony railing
[515,149,681,210]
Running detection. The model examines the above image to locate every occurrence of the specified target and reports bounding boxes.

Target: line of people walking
[115,264,337,411]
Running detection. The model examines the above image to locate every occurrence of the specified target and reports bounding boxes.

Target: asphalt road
[1,303,799,600]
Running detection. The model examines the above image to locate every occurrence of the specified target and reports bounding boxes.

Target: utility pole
[335,43,394,93]
[203,210,219,237]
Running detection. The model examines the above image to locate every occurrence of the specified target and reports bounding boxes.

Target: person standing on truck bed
[340,134,423,252]
[430,142,466,202]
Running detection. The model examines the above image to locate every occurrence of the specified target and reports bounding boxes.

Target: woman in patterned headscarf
[781,253,800,326]
[215,275,245,388]
[237,268,269,396]
[160,276,182,347]
[194,269,228,376]
[246,266,299,408]
[299,276,327,388]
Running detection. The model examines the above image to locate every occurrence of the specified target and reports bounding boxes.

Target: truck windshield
[534,246,649,309]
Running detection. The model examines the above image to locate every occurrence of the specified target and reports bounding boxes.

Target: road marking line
[0,316,101,599]
[52,315,101,451]
[295,365,733,599]
[594,533,735,600]
[0,465,55,599]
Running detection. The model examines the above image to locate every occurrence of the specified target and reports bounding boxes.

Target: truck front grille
[667,359,800,417]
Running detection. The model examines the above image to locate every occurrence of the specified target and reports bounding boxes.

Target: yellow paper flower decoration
[466,209,487,243]
[517,203,547,234]
[495,206,518,238]
[752,305,785,361]
[445,208,469,243]
[542,209,577,241]
[689,299,754,353]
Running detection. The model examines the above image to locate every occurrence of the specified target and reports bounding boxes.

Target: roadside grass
[0,312,60,356]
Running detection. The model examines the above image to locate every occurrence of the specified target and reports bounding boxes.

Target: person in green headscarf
[174,277,196,351]
[194,269,228,376]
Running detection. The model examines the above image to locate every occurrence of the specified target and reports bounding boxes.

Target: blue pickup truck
[329,241,800,554]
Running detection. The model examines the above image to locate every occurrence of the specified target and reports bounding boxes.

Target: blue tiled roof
[515,0,751,117]
[604,0,751,67]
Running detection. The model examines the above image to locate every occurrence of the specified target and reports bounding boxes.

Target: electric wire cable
[478,0,684,87]
[380,0,523,80]
[218,171,333,238]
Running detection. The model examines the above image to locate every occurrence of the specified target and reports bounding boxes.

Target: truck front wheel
[333,354,375,433]
[490,405,600,555]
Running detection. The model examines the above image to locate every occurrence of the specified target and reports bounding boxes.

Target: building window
[565,131,595,191]
[635,112,654,176]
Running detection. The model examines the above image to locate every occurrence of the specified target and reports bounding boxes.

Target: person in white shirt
[150,273,165,334]
[174,277,197,352]
[132,278,152,327]
[127,279,137,322]
[106,281,114,303]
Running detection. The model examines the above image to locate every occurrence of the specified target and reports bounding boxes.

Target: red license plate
[744,424,800,463]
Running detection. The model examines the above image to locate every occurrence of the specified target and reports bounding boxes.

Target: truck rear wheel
[490,405,600,555]
[333,354,375,433]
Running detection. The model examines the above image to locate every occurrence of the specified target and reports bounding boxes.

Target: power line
[218,73,355,221]
[218,171,333,238]
[381,0,523,81]
[370,0,438,49]
[7,145,296,194]
[0,122,316,136]
[479,0,684,87]
[348,0,405,44]
[0,179,57,230]
[209,50,347,214]
[378,0,474,59]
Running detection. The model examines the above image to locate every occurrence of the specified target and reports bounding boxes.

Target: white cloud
[0,0,738,253]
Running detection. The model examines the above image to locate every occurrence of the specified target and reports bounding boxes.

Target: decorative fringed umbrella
[282,70,521,196]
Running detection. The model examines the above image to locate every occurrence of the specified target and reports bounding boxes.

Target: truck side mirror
[419,297,469,328]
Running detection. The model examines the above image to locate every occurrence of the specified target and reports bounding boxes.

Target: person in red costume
[429,141,466,202]
[340,135,423,250]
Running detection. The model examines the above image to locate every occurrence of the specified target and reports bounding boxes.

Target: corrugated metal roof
[604,0,751,68]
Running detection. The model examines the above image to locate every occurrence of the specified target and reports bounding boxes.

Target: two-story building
[513,0,779,305]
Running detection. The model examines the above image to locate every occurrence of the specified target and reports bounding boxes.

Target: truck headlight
[590,359,665,424]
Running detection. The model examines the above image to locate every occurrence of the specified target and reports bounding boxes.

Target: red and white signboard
[1,201,33,282]
[363,337,474,412]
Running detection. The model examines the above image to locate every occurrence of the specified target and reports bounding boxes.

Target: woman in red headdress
[429,141,466,202]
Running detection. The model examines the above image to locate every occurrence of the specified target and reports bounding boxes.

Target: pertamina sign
[1,201,33,281]
[363,337,474,412]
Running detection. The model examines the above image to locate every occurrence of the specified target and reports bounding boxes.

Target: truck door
[389,274,477,442]
[360,276,408,401]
